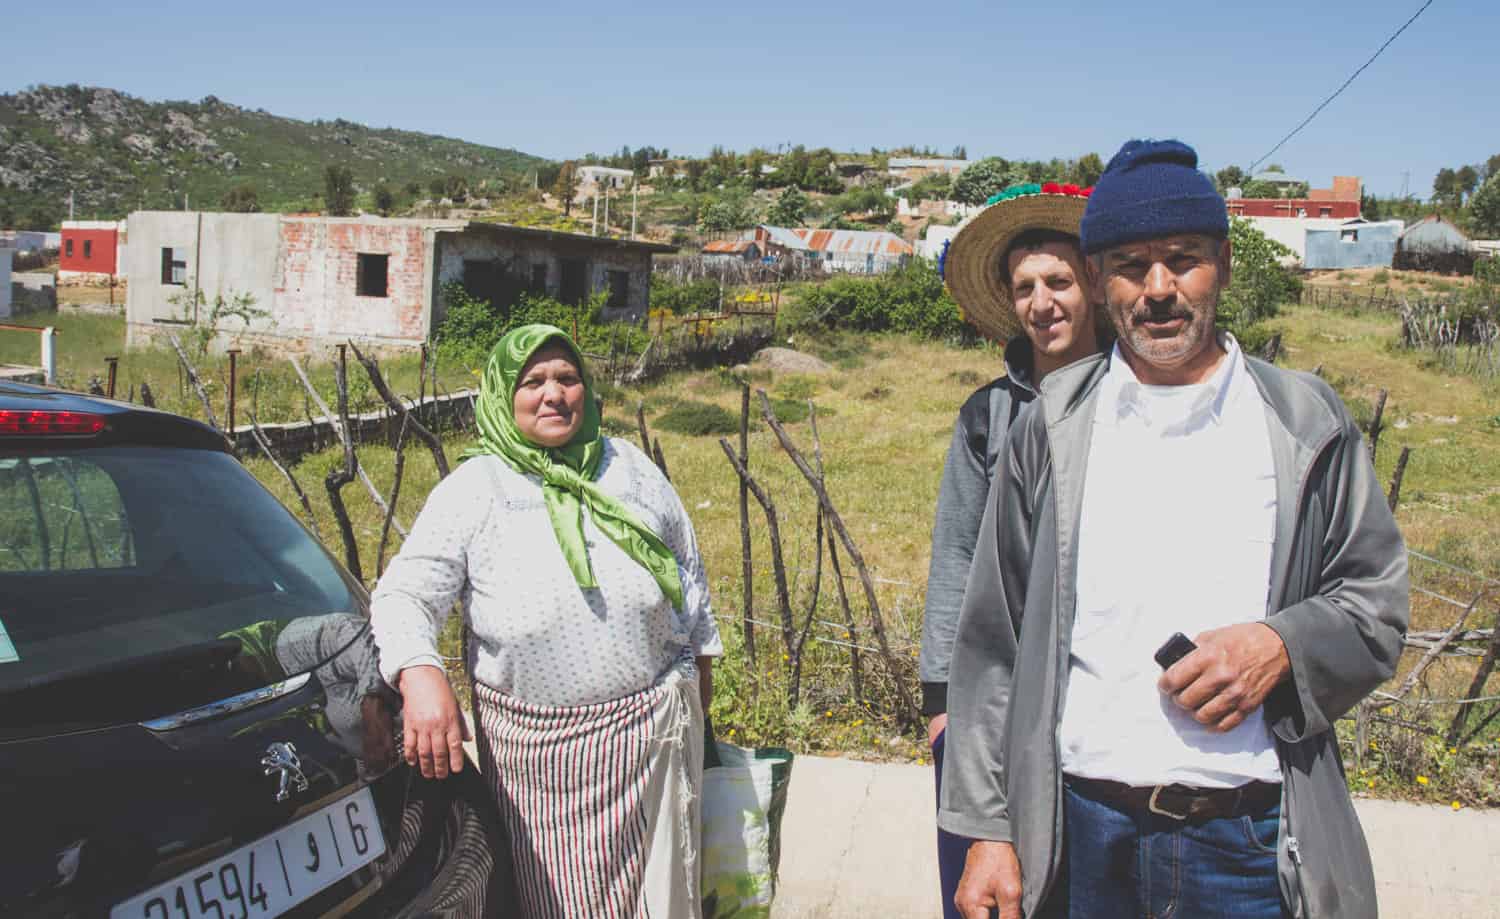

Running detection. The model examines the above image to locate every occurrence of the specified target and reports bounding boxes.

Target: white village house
[124,212,672,354]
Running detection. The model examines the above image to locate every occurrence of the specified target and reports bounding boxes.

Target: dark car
[0,382,510,918]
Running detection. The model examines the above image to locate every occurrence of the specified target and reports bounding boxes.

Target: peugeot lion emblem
[261,741,309,802]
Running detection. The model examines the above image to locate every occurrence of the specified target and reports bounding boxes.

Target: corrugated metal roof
[702,239,756,254]
[792,228,912,256]
[1251,171,1306,185]
[1399,215,1471,253]
[757,225,813,251]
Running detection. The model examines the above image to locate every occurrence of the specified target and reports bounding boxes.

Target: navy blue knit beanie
[1080,139,1228,255]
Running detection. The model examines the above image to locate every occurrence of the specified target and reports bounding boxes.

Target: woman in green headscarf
[371,324,721,919]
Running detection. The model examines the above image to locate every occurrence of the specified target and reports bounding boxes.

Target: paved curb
[771,755,1500,919]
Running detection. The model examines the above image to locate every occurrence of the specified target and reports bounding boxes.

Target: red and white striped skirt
[474,662,704,919]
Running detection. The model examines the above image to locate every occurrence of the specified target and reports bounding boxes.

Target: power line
[1246,0,1435,174]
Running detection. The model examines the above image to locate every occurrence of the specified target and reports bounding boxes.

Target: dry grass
[42,304,1497,787]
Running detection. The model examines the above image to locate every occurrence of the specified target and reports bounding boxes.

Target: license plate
[111,787,387,919]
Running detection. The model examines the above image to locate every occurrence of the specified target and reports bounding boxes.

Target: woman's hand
[397,665,470,779]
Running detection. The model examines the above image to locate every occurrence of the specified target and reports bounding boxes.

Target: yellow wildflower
[1416,775,1430,786]
[853,719,864,727]
[1369,741,1378,751]
[1449,747,1457,755]
[1367,779,1375,789]
[1453,801,1463,811]
[825,710,833,718]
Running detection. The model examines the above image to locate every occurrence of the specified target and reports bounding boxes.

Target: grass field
[0,311,480,425]
[14,301,1500,800]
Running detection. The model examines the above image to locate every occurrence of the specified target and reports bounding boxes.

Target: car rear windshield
[0,447,363,738]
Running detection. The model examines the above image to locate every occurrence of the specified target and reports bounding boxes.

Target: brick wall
[276,219,432,344]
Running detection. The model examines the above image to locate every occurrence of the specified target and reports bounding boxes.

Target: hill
[0,85,549,226]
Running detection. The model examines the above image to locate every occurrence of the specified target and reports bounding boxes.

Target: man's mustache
[1128,303,1192,324]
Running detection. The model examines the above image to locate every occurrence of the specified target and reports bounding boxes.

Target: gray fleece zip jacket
[919,337,1038,716]
[938,350,1409,918]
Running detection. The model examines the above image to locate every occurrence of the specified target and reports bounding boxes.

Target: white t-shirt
[1059,336,1282,788]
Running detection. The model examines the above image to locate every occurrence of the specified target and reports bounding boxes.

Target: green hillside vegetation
[0,85,548,226]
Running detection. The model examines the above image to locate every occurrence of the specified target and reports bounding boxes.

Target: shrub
[789,258,966,340]
[651,275,722,316]
[1219,217,1302,341]
[655,401,740,436]
[433,283,644,368]
[1474,256,1500,286]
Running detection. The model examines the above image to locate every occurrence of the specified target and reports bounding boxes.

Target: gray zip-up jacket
[919,337,1038,716]
[938,350,1408,918]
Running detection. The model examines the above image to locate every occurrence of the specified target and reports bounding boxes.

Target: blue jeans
[1037,781,1289,918]
[932,728,978,919]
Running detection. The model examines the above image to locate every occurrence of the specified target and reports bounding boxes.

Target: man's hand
[397,665,470,779]
[1158,623,1291,733]
[954,840,1023,919]
[927,713,948,749]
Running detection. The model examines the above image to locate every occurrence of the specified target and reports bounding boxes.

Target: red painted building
[59,220,124,278]
[1227,176,1362,220]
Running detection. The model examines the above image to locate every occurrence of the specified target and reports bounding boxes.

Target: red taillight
[0,410,108,435]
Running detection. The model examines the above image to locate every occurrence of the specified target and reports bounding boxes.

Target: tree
[441,174,469,204]
[1360,193,1383,221]
[221,184,261,213]
[1215,166,1247,195]
[1470,176,1500,237]
[1074,153,1105,187]
[1486,154,1500,183]
[552,161,580,216]
[373,184,396,216]
[951,157,1025,205]
[1456,165,1480,203]
[324,165,356,216]
[403,181,423,200]
[767,186,808,226]
[1432,167,1460,207]
[698,195,754,233]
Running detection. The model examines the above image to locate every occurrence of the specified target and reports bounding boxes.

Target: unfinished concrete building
[124,212,673,353]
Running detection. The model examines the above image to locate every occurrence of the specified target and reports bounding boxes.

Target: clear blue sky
[4,0,1494,197]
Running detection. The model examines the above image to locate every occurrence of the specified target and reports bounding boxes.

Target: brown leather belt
[1065,775,1281,822]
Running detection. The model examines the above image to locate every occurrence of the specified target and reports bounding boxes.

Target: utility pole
[603,186,610,236]
[631,181,638,240]
[592,193,599,236]
[68,190,75,221]
[1400,172,1410,200]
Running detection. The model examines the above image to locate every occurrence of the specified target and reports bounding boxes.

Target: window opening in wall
[1341,230,1359,243]
[160,247,187,285]
[559,259,587,306]
[357,253,389,298]
[1319,207,1333,217]
[65,239,74,258]
[606,270,629,311]
[83,240,93,260]
[531,263,548,292]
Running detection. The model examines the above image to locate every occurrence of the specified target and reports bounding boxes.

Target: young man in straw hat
[920,181,1103,919]
[941,140,1406,919]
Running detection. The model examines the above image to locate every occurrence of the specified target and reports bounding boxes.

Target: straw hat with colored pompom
[940,182,1092,341]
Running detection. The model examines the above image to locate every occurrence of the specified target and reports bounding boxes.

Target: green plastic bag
[700,737,794,919]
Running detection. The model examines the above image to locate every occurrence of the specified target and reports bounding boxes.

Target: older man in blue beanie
[938,139,1408,919]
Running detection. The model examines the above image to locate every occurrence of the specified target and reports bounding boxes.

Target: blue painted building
[1304,219,1402,270]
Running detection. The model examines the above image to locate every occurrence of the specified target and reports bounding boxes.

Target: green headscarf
[466,324,684,611]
